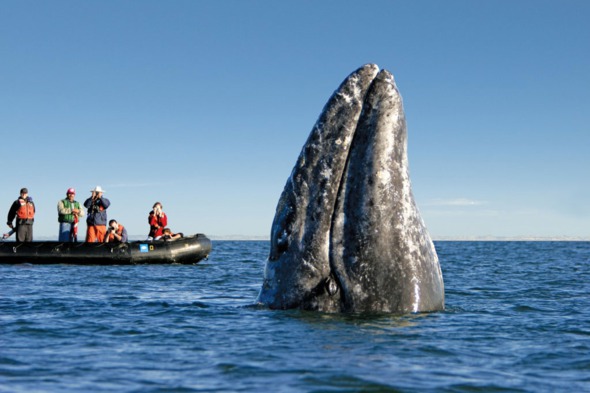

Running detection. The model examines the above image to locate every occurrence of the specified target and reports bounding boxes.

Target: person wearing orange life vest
[103,219,128,243]
[6,187,36,242]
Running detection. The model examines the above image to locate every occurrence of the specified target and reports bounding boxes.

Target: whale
[257,64,444,313]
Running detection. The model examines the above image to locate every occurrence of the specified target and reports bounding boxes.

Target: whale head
[257,64,444,313]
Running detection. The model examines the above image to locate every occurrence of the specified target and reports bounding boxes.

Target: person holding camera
[6,187,36,242]
[103,219,128,243]
[147,201,168,240]
[83,186,111,242]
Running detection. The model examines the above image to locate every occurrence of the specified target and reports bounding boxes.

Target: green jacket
[58,199,84,223]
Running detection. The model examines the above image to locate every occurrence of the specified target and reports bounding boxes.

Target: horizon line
[12,234,590,242]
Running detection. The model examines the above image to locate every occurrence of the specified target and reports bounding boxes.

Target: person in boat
[84,186,111,242]
[57,188,85,242]
[104,219,128,243]
[148,202,167,240]
[155,227,183,241]
[6,188,35,242]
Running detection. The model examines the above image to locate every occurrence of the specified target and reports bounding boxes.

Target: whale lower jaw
[258,64,444,313]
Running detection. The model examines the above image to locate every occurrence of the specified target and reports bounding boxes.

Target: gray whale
[257,64,444,313]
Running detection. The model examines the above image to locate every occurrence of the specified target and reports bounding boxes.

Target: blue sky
[1,1,588,239]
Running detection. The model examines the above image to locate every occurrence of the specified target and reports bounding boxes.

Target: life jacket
[59,199,81,223]
[106,224,125,242]
[16,198,35,222]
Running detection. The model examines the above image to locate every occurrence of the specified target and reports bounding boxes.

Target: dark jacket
[84,197,111,226]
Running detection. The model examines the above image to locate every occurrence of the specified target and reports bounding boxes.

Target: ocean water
[1,241,589,392]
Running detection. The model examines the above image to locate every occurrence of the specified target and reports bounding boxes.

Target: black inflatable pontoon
[0,234,212,265]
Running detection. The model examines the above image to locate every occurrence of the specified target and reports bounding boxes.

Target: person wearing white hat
[57,188,85,242]
[83,186,111,242]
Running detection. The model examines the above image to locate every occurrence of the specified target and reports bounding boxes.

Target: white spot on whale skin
[320,167,332,181]
[278,229,289,247]
[302,258,315,271]
[339,74,364,104]
[376,170,393,194]
[411,276,421,313]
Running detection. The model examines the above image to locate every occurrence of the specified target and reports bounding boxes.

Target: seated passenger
[155,227,183,241]
[104,219,128,243]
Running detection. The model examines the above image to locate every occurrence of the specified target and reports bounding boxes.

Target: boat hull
[0,234,212,265]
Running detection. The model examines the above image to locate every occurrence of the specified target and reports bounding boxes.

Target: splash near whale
[257,64,444,313]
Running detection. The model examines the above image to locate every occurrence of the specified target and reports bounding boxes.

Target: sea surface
[1,241,589,392]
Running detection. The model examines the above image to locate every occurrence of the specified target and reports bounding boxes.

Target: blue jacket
[84,196,111,226]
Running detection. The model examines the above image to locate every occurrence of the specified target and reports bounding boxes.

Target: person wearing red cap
[57,188,85,242]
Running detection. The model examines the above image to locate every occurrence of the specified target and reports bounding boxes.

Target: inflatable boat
[0,234,212,265]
